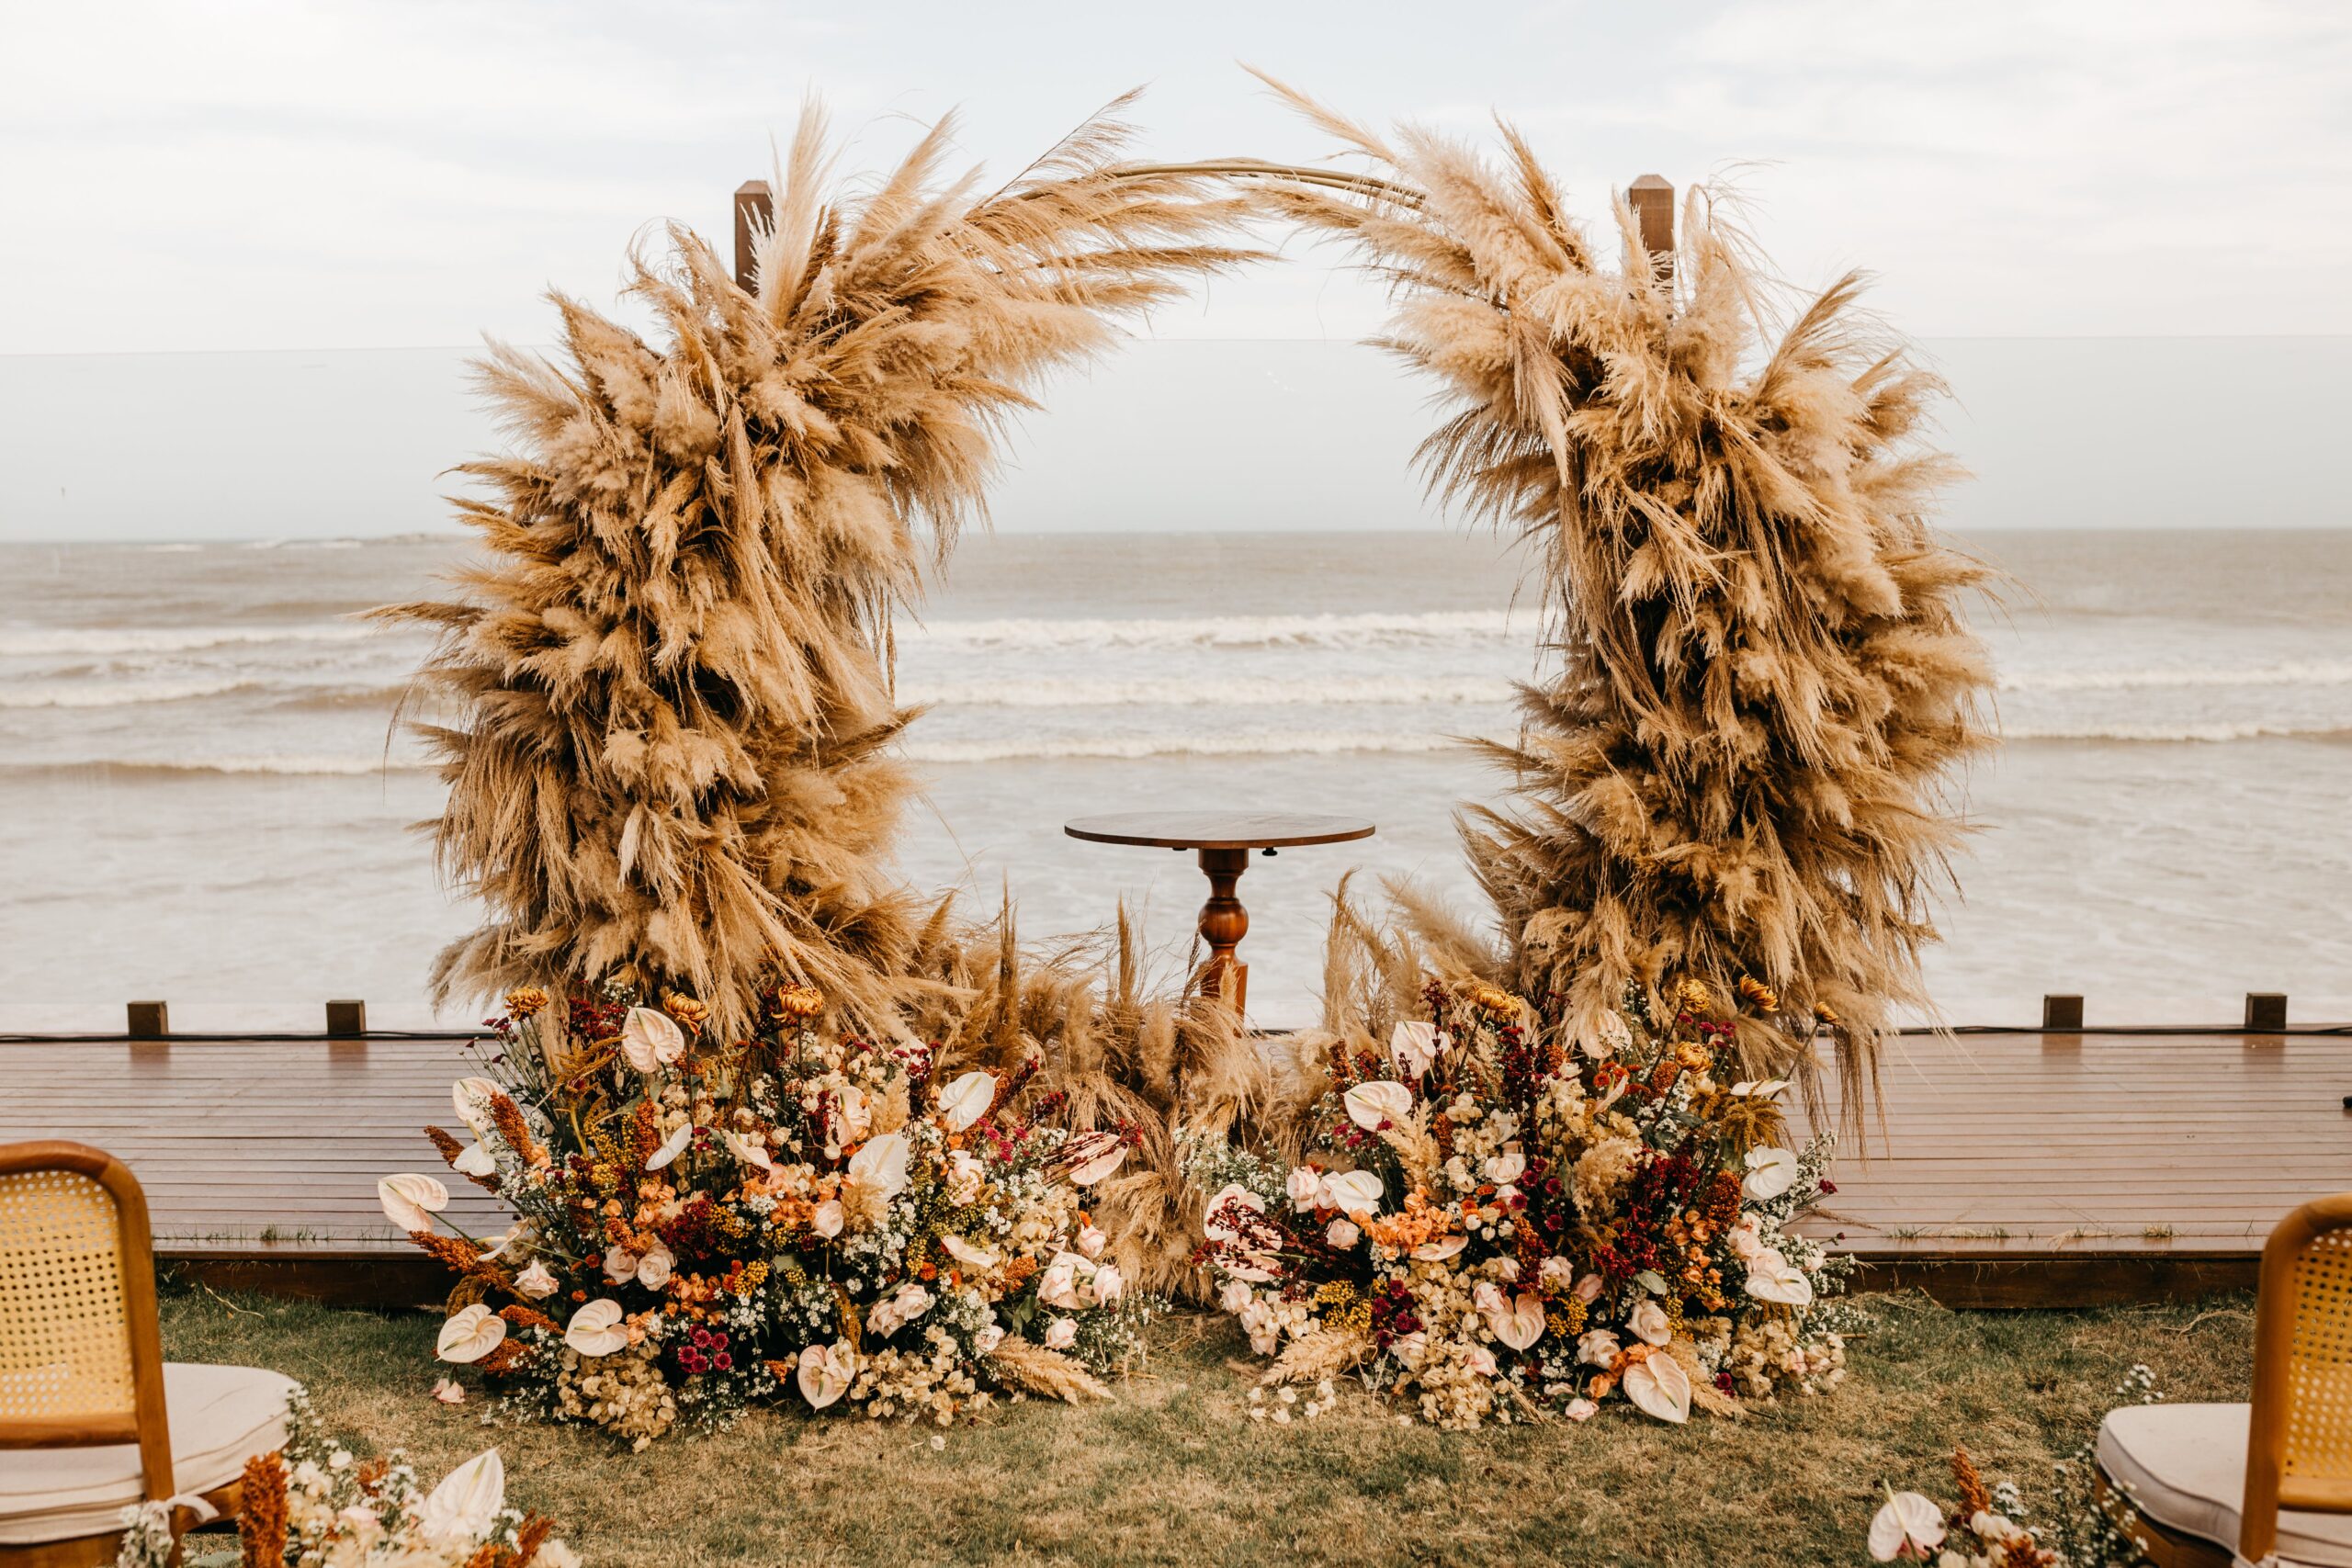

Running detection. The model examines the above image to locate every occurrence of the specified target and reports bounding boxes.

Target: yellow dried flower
[1736,976,1780,1012]
[1470,985,1519,1018]
[774,984,825,1021]
[1676,977,1714,1012]
[503,986,550,1019]
[662,992,710,1029]
[1815,1002,1840,1025]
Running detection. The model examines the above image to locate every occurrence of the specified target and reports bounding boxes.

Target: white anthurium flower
[1285,1166,1323,1213]
[721,1131,775,1173]
[451,1143,497,1179]
[831,1083,873,1145]
[1203,1183,1266,1244]
[636,1242,674,1291]
[645,1122,693,1172]
[1343,1080,1413,1132]
[797,1341,857,1410]
[847,1132,910,1199]
[1411,1235,1465,1263]
[1483,1150,1526,1187]
[1488,1292,1546,1352]
[562,1299,628,1358]
[810,1199,844,1238]
[1742,1146,1801,1201]
[435,1304,506,1365]
[1729,1078,1791,1099]
[1746,1248,1816,1307]
[475,1231,511,1261]
[936,1070,998,1132]
[940,1234,999,1271]
[619,1006,685,1074]
[417,1450,504,1542]
[377,1174,449,1233]
[1868,1490,1948,1562]
[1318,1168,1385,1218]
[1629,1300,1672,1347]
[450,1077,501,1137]
[514,1261,558,1300]
[1387,1021,1445,1076]
[1066,1134,1128,1187]
[1623,1352,1691,1424]
[1580,1010,1634,1060]
[1576,1328,1623,1367]
[602,1246,639,1285]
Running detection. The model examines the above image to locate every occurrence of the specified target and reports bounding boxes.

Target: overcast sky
[3,0,2348,355]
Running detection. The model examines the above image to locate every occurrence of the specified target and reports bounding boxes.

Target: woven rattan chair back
[2243,1193,2352,1561]
[0,1141,174,1506]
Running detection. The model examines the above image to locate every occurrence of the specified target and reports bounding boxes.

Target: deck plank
[3,1028,2346,1306]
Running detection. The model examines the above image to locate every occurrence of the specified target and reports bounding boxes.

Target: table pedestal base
[1195,847,1250,1015]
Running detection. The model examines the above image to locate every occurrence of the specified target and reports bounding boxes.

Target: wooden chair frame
[2241,1192,2352,1563]
[0,1140,234,1568]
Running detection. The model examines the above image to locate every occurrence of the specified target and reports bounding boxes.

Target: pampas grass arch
[1110,75,1996,1097]
[387,96,1253,1040]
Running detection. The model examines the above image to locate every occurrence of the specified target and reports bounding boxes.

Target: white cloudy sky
[3,0,2348,355]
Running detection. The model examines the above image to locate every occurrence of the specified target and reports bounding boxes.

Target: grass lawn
[159,1283,2255,1567]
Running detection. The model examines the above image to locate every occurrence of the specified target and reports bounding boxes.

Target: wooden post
[1628,174,1674,283]
[734,180,774,292]
[127,1000,168,1039]
[326,999,368,1037]
[2041,994,2084,1031]
[2245,992,2288,1032]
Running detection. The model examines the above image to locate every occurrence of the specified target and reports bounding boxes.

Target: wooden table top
[1064,811,1376,852]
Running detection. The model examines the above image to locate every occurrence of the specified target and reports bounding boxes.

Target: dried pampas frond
[1235,74,1996,1096]
[383,96,1254,1036]
[985,1336,1114,1404]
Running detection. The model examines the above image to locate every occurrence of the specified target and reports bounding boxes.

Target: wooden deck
[3,1025,2346,1307]
[0,1035,504,1303]
[1793,1025,2352,1305]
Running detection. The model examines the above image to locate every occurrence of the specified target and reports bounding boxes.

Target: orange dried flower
[500,1303,560,1335]
[1736,976,1780,1012]
[662,991,710,1029]
[1951,1446,1992,1519]
[475,1337,532,1377]
[503,986,549,1020]
[489,1093,544,1167]
[412,1230,481,1274]
[237,1450,288,1568]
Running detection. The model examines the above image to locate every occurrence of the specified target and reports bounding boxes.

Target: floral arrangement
[382,982,1148,1445]
[1867,1450,2055,1566]
[115,1387,576,1568]
[1863,1366,2164,1567]
[1188,976,1850,1429]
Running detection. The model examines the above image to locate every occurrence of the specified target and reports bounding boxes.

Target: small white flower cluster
[1245,1381,1340,1425]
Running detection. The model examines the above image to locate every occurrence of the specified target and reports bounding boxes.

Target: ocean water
[1,528,2348,1031]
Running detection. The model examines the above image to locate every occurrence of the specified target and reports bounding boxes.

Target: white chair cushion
[2099,1402,2352,1566]
[0,1362,298,1545]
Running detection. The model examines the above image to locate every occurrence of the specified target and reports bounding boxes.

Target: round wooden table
[1063,812,1376,1014]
